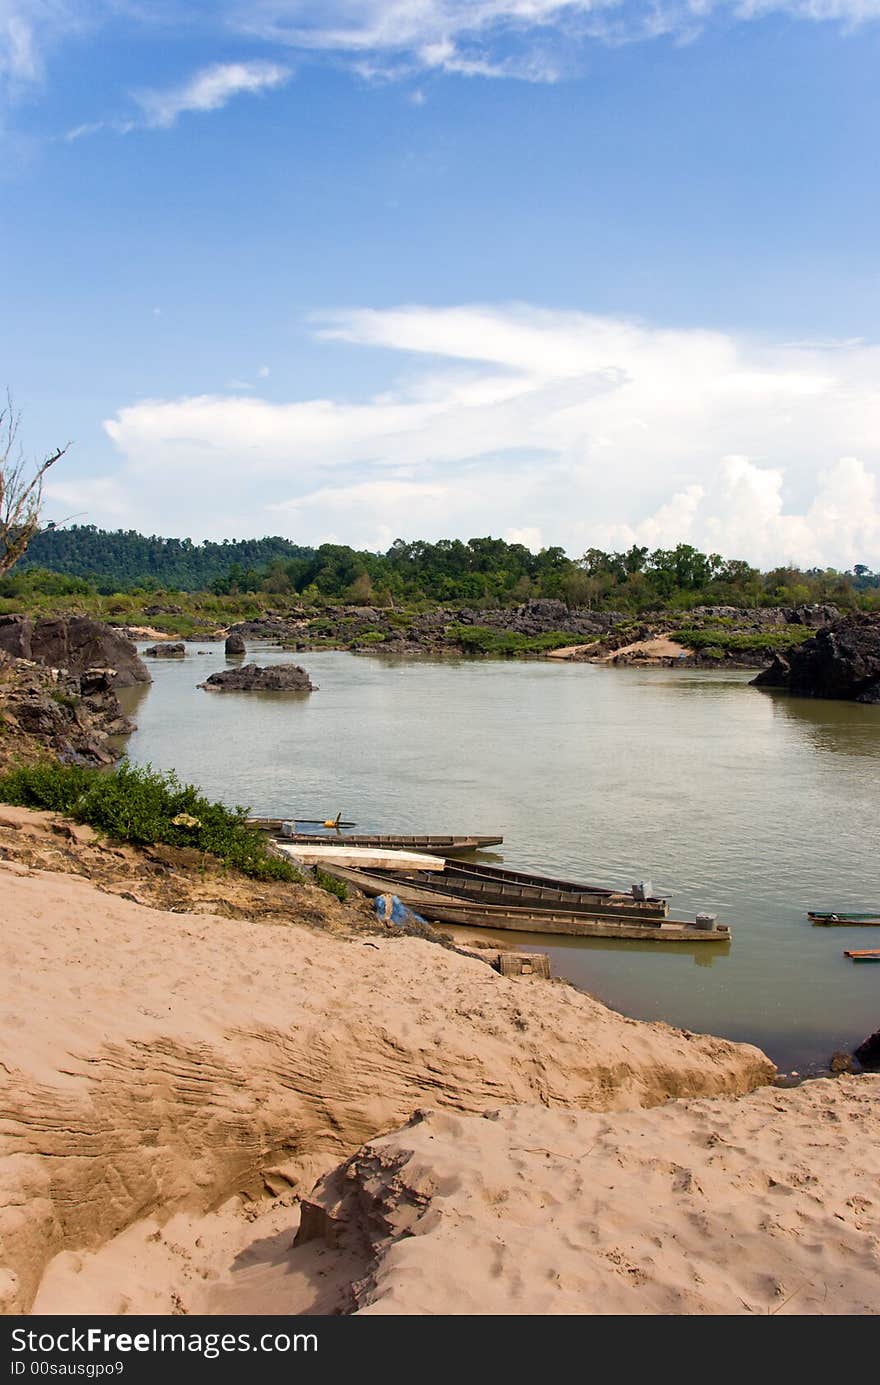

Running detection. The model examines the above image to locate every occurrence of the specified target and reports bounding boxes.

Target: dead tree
[0,392,69,577]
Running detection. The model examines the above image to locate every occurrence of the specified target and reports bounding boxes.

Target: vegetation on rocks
[449,625,585,656]
[671,624,814,656]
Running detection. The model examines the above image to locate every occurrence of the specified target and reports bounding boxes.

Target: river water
[121,644,880,1072]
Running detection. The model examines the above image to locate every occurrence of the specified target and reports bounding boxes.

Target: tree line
[8,525,879,611]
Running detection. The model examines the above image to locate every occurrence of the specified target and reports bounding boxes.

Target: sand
[0,860,772,1314]
[600,635,693,662]
[304,1084,880,1315]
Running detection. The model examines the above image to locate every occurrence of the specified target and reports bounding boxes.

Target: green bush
[672,625,813,654]
[315,869,348,900]
[0,760,300,882]
[448,625,581,656]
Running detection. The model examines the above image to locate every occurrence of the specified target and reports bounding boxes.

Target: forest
[9,524,879,612]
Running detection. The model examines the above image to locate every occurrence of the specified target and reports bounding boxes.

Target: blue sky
[2,1,880,566]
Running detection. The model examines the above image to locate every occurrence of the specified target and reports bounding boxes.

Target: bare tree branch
[0,390,71,577]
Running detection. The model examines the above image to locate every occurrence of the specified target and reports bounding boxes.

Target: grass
[0,760,301,883]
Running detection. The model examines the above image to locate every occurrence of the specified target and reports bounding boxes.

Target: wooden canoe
[352,865,668,920]
[250,823,503,853]
[434,859,668,915]
[844,949,880,961]
[809,911,880,926]
[319,865,728,942]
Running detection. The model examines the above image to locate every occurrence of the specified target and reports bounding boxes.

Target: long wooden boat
[844,949,880,962]
[809,911,880,926]
[319,864,728,942]
[349,864,668,920]
[249,821,503,854]
[432,859,668,915]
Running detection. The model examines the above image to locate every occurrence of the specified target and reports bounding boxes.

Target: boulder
[854,1028,880,1069]
[224,632,246,657]
[144,642,186,658]
[199,662,316,693]
[751,613,880,703]
[0,615,150,687]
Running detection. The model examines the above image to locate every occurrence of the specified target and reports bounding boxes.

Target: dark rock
[751,652,791,688]
[144,642,186,658]
[0,615,150,688]
[751,613,880,703]
[199,662,316,693]
[854,1028,880,1069]
[0,653,135,767]
[829,1051,855,1075]
[143,604,183,616]
[785,603,841,627]
[225,632,246,657]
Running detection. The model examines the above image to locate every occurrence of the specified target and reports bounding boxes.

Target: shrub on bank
[0,760,299,882]
[672,625,814,655]
[448,625,581,656]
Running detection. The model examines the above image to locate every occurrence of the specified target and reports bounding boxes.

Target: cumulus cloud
[94,304,880,565]
[135,60,291,129]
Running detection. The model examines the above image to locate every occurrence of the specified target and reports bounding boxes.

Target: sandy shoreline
[1,814,877,1316]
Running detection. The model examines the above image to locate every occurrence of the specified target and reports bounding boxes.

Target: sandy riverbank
[1,840,775,1315]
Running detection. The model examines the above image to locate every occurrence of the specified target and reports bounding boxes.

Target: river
[121,644,880,1072]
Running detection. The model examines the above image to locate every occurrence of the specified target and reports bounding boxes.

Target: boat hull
[809,912,880,925]
[322,865,728,942]
[250,823,503,853]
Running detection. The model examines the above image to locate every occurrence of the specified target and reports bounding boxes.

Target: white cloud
[230,0,880,82]
[135,60,291,128]
[9,0,880,112]
[93,303,880,564]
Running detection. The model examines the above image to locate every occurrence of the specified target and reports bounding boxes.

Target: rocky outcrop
[0,655,135,767]
[0,867,774,1313]
[752,613,880,703]
[144,641,186,658]
[0,616,150,688]
[299,1079,880,1316]
[199,662,316,692]
[224,632,246,656]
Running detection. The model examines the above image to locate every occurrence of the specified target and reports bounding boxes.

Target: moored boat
[432,859,668,914]
[346,863,668,919]
[844,949,880,962]
[249,821,504,854]
[318,863,728,942]
[809,910,880,925]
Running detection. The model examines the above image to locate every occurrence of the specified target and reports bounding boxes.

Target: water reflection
[760,688,880,757]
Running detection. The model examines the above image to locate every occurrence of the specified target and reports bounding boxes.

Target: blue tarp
[375,893,428,927]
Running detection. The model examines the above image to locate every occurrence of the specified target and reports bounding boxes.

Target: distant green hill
[20,527,314,593]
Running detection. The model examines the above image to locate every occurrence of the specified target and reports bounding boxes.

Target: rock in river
[144,642,186,658]
[224,632,246,657]
[199,662,316,693]
[752,613,880,704]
